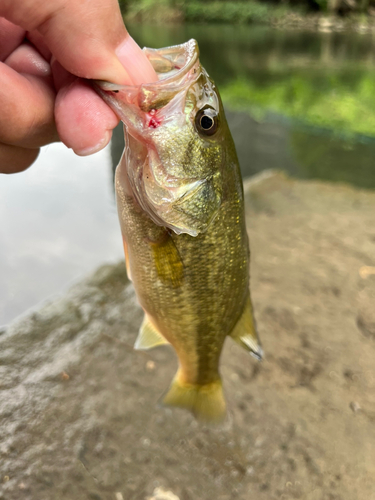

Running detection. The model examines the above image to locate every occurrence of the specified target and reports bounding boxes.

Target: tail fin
[162,374,226,424]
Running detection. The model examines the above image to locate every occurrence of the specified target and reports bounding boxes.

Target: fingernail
[116,36,158,85]
[75,130,112,156]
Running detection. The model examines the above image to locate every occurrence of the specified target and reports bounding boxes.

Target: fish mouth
[94,39,200,114]
[93,40,222,237]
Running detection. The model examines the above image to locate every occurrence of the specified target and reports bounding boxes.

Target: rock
[147,488,180,500]
[357,312,375,339]
[1,171,375,500]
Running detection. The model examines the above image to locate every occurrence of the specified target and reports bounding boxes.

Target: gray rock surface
[1,171,375,500]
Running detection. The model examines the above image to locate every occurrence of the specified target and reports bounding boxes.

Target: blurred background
[2,4,375,499]
[2,2,375,325]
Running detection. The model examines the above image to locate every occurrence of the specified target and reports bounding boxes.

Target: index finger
[0,0,157,85]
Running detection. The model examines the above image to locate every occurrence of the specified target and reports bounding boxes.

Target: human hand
[0,0,157,174]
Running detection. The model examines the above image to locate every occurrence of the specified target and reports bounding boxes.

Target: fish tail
[162,372,226,423]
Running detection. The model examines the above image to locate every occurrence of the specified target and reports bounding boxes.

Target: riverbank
[123,1,375,33]
[1,171,374,500]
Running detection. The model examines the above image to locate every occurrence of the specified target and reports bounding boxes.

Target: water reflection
[129,24,375,187]
[0,145,123,326]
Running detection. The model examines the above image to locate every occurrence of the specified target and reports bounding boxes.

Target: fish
[95,39,262,423]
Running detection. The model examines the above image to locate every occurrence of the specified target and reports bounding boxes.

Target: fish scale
[95,39,262,422]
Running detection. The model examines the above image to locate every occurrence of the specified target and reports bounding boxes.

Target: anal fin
[134,315,169,350]
[230,294,263,360]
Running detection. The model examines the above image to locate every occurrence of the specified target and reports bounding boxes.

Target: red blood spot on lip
[149,117,159,128]
[147,109,161,128]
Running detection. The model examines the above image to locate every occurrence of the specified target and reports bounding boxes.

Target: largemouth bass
[95,40,262,422]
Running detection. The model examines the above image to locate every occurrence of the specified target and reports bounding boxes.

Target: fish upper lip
[94,39,200,93]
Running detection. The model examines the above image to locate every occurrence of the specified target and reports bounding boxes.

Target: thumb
[0,0,157,85]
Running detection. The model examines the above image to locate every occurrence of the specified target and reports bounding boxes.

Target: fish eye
[195,107,218,136]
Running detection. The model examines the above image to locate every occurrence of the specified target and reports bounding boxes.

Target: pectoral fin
[150,231,184,288]
[134,315,169,350]
[230,294,263,360]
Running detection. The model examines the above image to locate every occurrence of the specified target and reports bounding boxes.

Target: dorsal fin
[230,294,263,360]
[134,315,169,350]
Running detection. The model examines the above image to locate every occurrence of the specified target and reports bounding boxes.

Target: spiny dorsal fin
[134,315,169,350]
[230,294,263,360]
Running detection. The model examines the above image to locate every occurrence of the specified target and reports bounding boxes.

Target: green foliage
[184,1,288,24]
[118,0,128,11]
[124,0,183,23]
[220,74,375,138]
[314,0,328,11]
[121,0,291,23]
[120,0,375,17]
[290,129,375,189]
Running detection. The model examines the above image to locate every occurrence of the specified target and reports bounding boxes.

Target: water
[130,23,375,188]
[2,23,375,325]
[0,146,123,325]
